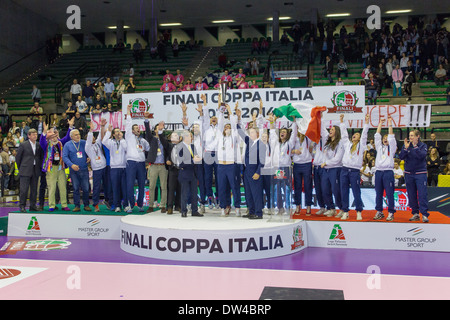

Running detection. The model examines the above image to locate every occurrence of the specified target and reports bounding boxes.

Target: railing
[54,59,124,104]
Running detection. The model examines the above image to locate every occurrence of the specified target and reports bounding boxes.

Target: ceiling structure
[13,0,450,33]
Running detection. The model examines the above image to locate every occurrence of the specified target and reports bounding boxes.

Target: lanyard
[72,141,80,152]
[381,145,390,157]
[350,142,360,156]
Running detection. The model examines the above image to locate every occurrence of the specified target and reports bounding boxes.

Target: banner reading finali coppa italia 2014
[121,86,366,129]
[90,86,431,132]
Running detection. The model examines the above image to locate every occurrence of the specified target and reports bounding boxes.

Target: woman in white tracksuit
[292,132,313,215]
[268,114,297,212]
[320,122,345,217]
[339,113,369,220]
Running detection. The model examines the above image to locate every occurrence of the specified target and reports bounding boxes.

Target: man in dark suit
[175,131,203,217]
[159,129,182,214]
[236,107,266,219]
[15,129,43,212]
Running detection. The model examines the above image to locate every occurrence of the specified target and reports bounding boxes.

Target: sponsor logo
[78,219,110,237]
[129,98,153,119]
[327,224,347,246]
[26,216,41,236]
[291,225,305,250]
[395,228,437,249]
[328,90,361,114]
[0,239,71,255]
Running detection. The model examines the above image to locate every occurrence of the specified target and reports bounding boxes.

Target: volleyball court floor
[1,205,450,300]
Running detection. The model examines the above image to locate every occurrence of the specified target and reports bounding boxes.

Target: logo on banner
[26,217,41,236]
[395,228,436,249]
[78,220,110,237]
[0,239,72,255]
[384,189,409,211]
[327,224,347,246]
[129,98,153,119]
[328,90,361,113]
[291,225,305,250]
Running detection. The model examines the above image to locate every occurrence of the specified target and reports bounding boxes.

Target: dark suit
[144,120,170,164]
[159,136,181,210]
[175,142,199,216]
[16,139,43,209]
[237,125,266,217]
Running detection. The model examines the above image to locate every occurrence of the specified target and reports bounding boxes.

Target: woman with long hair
[373,116,397,221]
[339,113,369,220]
[426,147,440,186]
[320,123,345,217]
[292,131,313,215]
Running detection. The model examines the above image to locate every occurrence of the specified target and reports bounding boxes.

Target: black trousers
[19,170,39,208]
[167,167,181,209]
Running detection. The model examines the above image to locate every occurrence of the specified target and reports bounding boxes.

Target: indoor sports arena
[1,0,450,303]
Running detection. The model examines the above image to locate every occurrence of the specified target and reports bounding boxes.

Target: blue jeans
[70,169,90,207]
[367,90,377,104]
[393,83,402,96]
[340,167,363,212]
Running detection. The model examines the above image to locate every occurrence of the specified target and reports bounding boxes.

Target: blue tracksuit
[399,140,428,217]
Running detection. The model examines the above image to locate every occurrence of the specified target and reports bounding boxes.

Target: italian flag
[272,103,327,143]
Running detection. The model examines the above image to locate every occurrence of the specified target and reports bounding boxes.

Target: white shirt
[394,167,403,186]
[340,122,369,170]
[374,133,397,171]
[30,140,36,165]
[292,136,312,164]
[70,84,82,95]
[102,131,127,169]
[319,123,344,169]
[204,125,218,152]
[85,132,106,171]
[313,121,329,167]
[125,117,150,162]
[269,122,297,168]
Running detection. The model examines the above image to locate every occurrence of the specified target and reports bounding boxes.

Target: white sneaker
[356,211,362,220]
[221,209,226,217]
[340,212,349,220]
[115,207,121,213]
[316,208,326,215]
[324,209,336,217]
[334,210,343,218]
[386,213,394,221]
[235,208,241,217]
